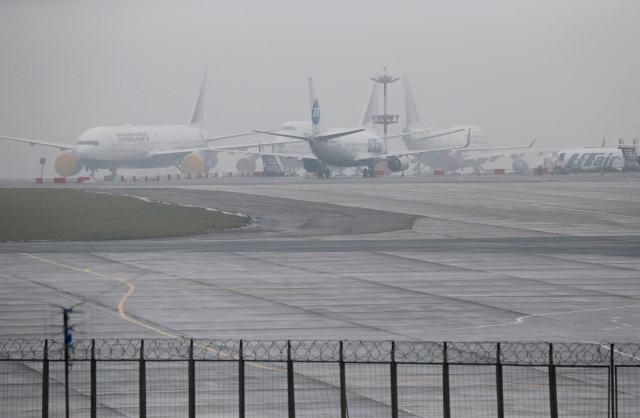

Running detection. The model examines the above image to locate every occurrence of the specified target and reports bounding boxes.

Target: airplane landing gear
[317,167,331,179]
[362,167,376,178]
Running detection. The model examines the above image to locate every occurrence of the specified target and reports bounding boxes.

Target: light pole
[62,307,73,418]
[370,68,400,139]
[39,157,46,178]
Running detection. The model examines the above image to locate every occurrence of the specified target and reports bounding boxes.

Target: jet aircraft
[250,78,470,178]
[398,76,536,173]
[0,75,277,177]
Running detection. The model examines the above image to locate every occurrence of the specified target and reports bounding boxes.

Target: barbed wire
[0,339,637,366]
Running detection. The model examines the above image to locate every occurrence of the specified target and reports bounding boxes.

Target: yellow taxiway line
[21,252,178,339]
[19,253,243,360]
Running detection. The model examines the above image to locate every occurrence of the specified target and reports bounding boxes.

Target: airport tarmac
[1,174,640,343]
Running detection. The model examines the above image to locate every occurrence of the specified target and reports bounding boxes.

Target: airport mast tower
[370,68,400,138]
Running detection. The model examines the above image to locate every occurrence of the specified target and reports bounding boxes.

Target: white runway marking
[474,303,640,328]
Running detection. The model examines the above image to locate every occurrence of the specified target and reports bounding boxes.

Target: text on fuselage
[116,132,150,143]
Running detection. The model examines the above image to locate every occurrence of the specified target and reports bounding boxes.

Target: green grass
[0,189,249,241]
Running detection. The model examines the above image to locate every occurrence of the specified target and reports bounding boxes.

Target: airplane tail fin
[190,71,207,126]
[308,77,327,136]
[360,82,379,128]
[403,74,422,128]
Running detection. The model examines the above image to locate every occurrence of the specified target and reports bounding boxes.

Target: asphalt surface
[2,173,640,418]
[1,173,639,342]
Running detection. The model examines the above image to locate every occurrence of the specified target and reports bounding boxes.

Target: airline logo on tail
[311,100,321,125]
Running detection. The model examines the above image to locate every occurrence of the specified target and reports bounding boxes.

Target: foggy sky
[1,0,639,178]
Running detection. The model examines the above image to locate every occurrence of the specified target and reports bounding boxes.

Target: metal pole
[383,81,388,138]
[63,309,70,418]
[442,342,450,418]
[339,340,347,418]
[390,341,398,418]
[610,343,616,418]
[370,69,399,142]
[90,339,96,418]
[239,339,245,418]
[496,343,504,418]
[548,343,558,418]
[139,339,146,418]
[287,340,296,418]
[42,339,49,418]
[189,339,196,418]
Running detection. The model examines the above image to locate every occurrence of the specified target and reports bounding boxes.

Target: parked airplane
[398,76,535,173]
[546,147,626,173]
[249,78,470,178]
[0,75,271,177]
[240,80,375,175]
[533,138,640,174]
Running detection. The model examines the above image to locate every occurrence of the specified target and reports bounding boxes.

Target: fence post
[287,340,296,418]
[139,339,146,418]
[42,339,49,418]
[339,340,347,418]
[496,342,504,418]
[189,339,195,418]
[548,343,558,418]
[239,339,245,418]
[91,339,96,418]
[390,340,398,418]
[442,342,450,418]
[610,343,616,418]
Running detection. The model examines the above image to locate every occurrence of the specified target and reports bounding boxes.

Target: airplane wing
[253,130,310,141]
[253,128,365,142]
[150,138,309,159]
[223,148,318,161]
[205,132,259,143]
[149,148,210,158]
[385,127,467,141]
[357,145,469,163]
[457,138,538,153]
[0,135,74,150]
[213,138,306,150]
[356,134,471,163]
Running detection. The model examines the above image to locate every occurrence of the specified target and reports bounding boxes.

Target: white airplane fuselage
[552,148,625,173]
[57,125,211,175]
[308,129,386,167]
[271,121,388,168]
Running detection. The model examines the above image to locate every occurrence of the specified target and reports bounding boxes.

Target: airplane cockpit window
[558,153,565,161]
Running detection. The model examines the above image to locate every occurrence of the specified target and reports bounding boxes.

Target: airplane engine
[511,158,530,172]
[386,156,410,172]
[182,151,217,174]
[236,156,258,173]
[54,152,82,177]
[303,158,323,173]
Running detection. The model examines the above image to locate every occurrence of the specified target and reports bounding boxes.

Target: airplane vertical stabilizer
[308,77,327,136]
[360,82,379,128]
[190,72,207,127]
[403,75,422,128]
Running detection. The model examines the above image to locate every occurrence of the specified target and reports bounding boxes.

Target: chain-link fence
[1,339,638,417]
